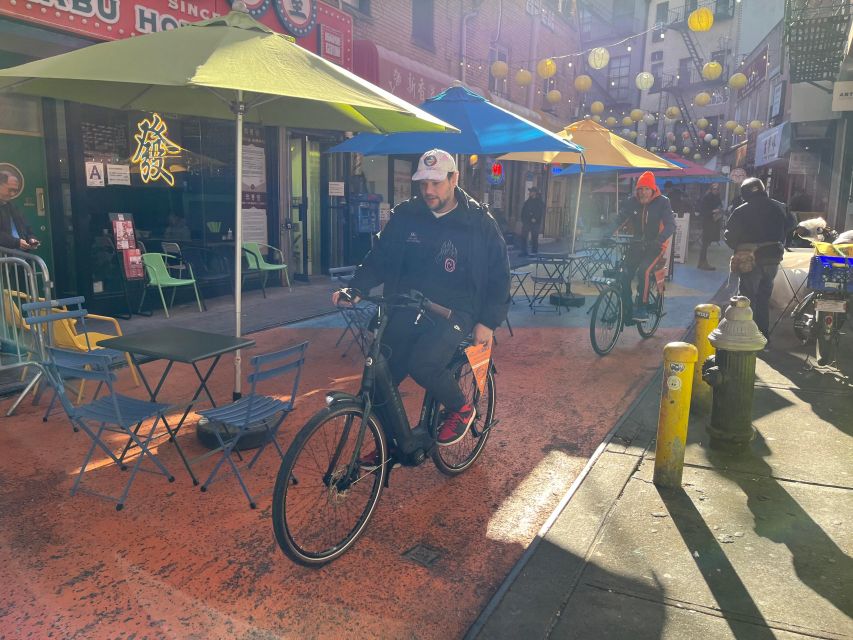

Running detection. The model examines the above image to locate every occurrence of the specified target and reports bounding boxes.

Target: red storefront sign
[0,0,352,69]
[738,46,769,99]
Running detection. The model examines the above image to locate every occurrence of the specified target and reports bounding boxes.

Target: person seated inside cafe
[164,213,191,241]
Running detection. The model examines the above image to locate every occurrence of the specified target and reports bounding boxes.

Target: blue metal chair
[43,347,179,511]
[195,341,308,508]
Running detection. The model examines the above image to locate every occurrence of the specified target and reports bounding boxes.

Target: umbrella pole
[233,91,245,400]
[571,170,584,253]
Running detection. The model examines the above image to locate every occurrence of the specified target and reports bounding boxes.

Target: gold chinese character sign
[131,113,182,186]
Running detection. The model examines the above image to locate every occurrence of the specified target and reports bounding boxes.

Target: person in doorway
[0,171,39,251]
[616,171,675,324]
[697,183,724,270]
[519,185,545,256]
[164,213,191,241]
[724,177,797,340]
[333,149,510,446]
[663,181,689,214]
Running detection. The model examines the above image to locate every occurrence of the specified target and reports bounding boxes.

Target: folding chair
[510,270,531,304]
[195,341,308,508]
[44,348,177,511]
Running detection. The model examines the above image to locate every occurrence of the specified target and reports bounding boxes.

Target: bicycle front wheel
[590,287,623,355]
[431,359,496,475]
[637,286,664,338]
[272,403,387,566]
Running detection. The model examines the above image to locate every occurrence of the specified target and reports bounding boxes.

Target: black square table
[98,327,255,483]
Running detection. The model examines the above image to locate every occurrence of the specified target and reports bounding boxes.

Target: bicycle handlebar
[337,289,453,321]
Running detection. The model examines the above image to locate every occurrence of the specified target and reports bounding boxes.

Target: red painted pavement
[0,324,681,639]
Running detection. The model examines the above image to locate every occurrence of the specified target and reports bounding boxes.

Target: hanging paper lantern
[704,133,713,142]
[683,146,691,155]
[546,89,562,104]
[749,120,763,130]
[588,47,610,70]
[516,69,533,86]
[635,71,655,91]
[537,58,557,79]
[574,74,592,92]
[665,106,681,119]
[630,109,644,122]
[694,91,711,107]
[698,130,706,138]
[622,116,633,127]
[650,146,658,153]
[693,153,702,161]
[629,131,638,140]
[605,116,618,127]
[733,125,745,135]
[697,117,709,129]
[590,101,605,114]
[702,61,723,81]
[643,113,656,126]
[666,131,676,142]
[688,7,714,32]
[710,138,719,147]
[490,60,509,79]
[725,120,738,130]
[621,128,631,136]
[668,145,677,153]
[592,114,602,122]
[728,72,748,89]
[682,131,691,139]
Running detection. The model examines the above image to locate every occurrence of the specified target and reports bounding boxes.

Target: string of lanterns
[487,4,764,160]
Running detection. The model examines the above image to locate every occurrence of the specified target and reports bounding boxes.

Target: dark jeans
[381,307,473,411]
[621,244,664,319]
[520,223,540,254]
[699,221,720,265]
[738,263,778,337]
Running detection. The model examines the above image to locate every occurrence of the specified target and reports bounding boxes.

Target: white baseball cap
[412,149,457,181]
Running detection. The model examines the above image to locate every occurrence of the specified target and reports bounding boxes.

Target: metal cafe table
[98,327,255,484]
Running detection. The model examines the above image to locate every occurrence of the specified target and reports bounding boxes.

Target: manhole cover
[402,544,442,568]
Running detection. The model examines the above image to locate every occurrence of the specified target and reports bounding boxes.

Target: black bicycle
[588,240,666,355]
[272,291,497,566]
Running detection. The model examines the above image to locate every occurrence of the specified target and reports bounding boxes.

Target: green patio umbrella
[0,6,457,396]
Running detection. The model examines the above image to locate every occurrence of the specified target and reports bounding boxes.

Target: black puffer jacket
[350,187,511,330]
[724,193,797,265]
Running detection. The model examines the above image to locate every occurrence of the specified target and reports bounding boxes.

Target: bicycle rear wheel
[637,286,664,338]
[431,359,495,475]
[590,287,623,355]
[272,403,387,566]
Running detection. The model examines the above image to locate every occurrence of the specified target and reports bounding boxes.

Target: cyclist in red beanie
[616,171,675,324]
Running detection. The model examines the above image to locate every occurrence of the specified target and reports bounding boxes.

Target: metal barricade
[0,247,54,416]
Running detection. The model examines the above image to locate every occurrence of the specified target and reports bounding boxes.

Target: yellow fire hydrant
[653,342,698,489]
[701,296,767,452]
[691,304,721,415]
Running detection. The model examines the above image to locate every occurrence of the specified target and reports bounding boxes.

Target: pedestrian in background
[0,171,39,251]
[697,183,724,270]
[724,177,797,340]
[519,186,545,256]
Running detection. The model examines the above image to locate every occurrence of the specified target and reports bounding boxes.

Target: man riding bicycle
[332,149,510,446]
[616,171,675,324]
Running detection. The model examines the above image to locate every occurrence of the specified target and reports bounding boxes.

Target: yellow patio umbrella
[499,119,680,251]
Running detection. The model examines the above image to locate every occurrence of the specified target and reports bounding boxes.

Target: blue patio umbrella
[328,86,583,155]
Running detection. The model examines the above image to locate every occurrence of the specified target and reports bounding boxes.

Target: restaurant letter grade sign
[131,113,182,186]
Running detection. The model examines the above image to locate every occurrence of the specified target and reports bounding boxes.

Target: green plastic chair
[138,253,204,318]
[242,242,292,292]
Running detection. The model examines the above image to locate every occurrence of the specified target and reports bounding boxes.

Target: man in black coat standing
[0,171,39,251]
[724,177,797,339]
[520,186,545,256]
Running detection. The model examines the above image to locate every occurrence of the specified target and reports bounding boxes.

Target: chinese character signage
[131,113,182,186]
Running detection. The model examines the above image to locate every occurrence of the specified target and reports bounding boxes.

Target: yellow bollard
[691,304,721,415]
[653,342,698,489]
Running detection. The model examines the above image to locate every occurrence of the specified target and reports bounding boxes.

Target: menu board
[122,248,145,280]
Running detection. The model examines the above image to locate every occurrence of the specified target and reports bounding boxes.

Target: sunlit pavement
[0,248,735,638]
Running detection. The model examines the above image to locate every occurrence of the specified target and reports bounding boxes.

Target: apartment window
[678,57,691,86]
[715,0,734,18]
[651,50,664,62]
[608,55,631,101]
[341,0,370,13]
[489,47,509,96]
[650,62,664,93]
[580,8,591,40]
[653,2,669,41]
[412,0,434,50]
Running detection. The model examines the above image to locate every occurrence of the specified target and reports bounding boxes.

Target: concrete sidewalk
[469,301,853,639]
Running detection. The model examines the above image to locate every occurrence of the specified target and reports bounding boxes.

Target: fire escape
[785,0,853,85]
[576,0,626,109]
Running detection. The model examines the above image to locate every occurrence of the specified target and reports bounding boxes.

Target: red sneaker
[437,403,476,446]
